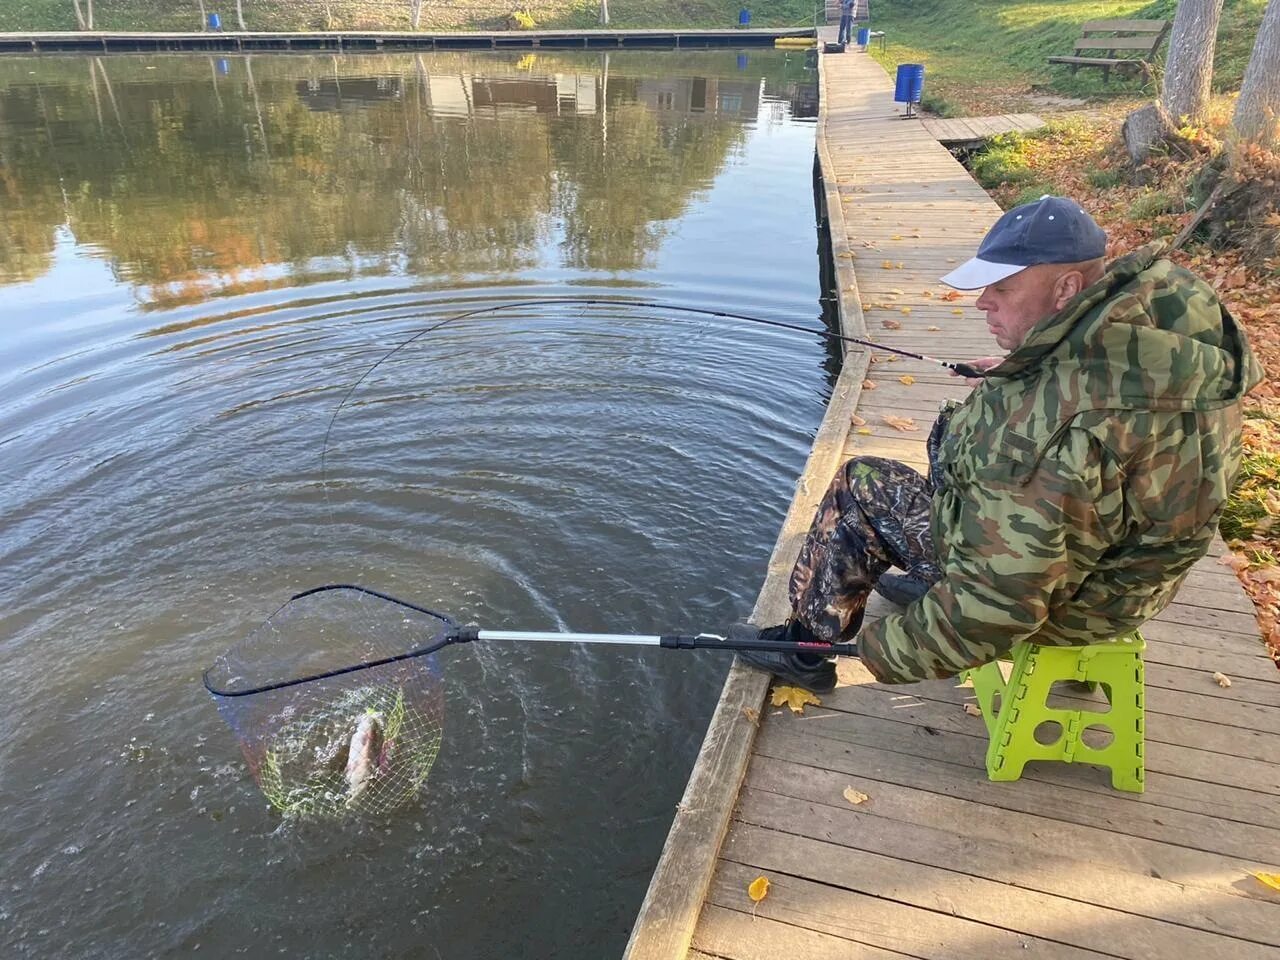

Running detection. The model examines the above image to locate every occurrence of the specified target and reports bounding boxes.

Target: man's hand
[953,355,1004,387]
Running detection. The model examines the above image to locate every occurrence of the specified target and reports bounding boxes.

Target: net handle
[203,584,859,698]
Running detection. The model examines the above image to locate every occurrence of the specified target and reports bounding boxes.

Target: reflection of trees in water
[0,52,812,298]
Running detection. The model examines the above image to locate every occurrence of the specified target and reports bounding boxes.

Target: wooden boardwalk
[625,44,1280,960]
[922,113,1046,147]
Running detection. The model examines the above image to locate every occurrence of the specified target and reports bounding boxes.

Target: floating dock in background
[0,28,812,55]
[625,32,1280,960]
[922,112,1046,147]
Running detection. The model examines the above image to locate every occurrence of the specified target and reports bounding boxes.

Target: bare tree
[1162,0,1226,122]
[600,0,609,25]
[411,0,426,29]
[1232,0,1280,145]
[236,0,247,30]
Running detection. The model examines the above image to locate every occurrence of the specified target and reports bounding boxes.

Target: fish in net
[204,586,449,819]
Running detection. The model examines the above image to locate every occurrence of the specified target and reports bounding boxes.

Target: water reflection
[0,49,825,960]
[0,51,818,301]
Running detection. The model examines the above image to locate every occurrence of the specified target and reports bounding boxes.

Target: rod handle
[660,634,858,657]
[948,361,986,379]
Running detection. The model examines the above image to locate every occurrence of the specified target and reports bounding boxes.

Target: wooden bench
[1047,19,1170,82]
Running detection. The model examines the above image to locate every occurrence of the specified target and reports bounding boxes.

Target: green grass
[0,0,823,32]
[866,0,1269,113]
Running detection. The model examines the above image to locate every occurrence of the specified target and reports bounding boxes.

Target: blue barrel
[857,27,871,47]
[216,58,230,75]
[738,9,750,26]
[208,12,222,30]
[894,63,925,103]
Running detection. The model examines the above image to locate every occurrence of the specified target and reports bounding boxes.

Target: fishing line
[319,296,983,511]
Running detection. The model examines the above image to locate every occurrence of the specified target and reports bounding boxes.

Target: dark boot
[729,621,837,693]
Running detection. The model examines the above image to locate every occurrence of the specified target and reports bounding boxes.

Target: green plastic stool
[960,632,1146,793]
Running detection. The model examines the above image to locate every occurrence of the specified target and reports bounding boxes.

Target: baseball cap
[941,196,1107,290]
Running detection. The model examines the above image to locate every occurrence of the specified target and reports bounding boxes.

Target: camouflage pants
[789,457,940,643]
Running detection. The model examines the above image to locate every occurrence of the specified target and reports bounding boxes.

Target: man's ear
[1052,270,1085,310]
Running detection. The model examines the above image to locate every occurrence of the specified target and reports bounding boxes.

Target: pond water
[0,49,832,958]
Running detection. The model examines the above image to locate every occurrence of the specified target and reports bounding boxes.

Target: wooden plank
[717,823,1280,959]
[1081,19,1170,32]
[693,903,916,960]
[739,763,1280,946]
[754,724,1280,880]
[707,858,1113,959]
[816,681,1280,819]
[1075,36,1163,51]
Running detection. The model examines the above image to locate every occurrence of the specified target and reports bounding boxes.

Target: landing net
[204,586,448,820]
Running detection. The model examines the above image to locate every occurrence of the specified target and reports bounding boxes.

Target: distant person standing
[838,0,856,45]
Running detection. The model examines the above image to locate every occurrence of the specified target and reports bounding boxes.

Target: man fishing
[736,195,1261,692]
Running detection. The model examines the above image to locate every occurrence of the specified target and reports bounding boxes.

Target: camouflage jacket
[859,242,1263,683]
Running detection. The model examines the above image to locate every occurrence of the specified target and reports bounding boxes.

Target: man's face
[974,264,1064,351]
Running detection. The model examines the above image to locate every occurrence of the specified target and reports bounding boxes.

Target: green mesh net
[205,586,449,819]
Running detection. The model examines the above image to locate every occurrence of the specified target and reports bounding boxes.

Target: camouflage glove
[926,399,960,494]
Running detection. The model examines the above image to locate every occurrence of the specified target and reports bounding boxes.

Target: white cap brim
[940,257,1027,290]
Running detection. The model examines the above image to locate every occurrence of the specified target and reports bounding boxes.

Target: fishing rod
[203,584,857,698]
[320,296,985,502]
[325,296,984,432]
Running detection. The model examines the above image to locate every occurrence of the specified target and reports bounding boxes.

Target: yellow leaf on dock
[1213,671,1232,688]
[748,876,770,902]
[1251,872,1280,892]
[899,375,916,385]
[883,415,919,431]
[843,786,870,805]
[771,685,821,714]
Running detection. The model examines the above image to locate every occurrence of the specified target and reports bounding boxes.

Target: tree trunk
[198,0,208,31]
[1161,0,1225,122]
[1233,0,1280,146]
[72,0,86,30]
[1123,101,1177,164]
[412,0,425,30]
[599,0,609,25]
[236,0,247,30]
[86,0,93,29]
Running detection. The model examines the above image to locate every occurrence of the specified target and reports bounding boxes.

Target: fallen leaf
[837,252,853,259]
[862,378,877,390]
[963,703,983,717]
[891,234,903,240]
[897,262,905,269]
[881,260,896,269]
[771,685,821,714]
[922,290,934,298]
[1213,671,1232,688]
[882,318,903,330]
[748,875,770,902]
[1252,872,1280,892]
[899,375,916,385]
[856,427,872,435]
[941,290,963,301]
[843,786,870,805]
[927,325,942,331]
[900,307,912,315]
[883,415,919,431]
[887,288,905,296]
[851,414,867,426]
[952,308,964,315]
[741,706,760,725]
